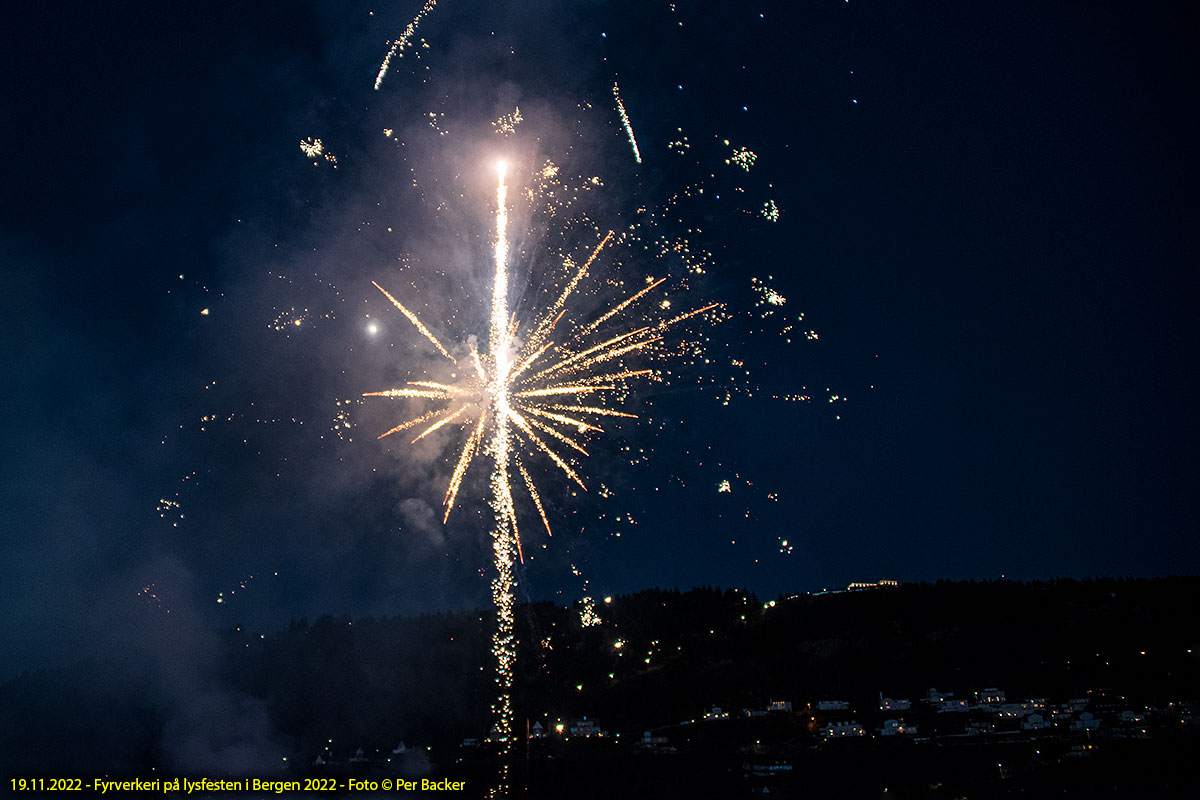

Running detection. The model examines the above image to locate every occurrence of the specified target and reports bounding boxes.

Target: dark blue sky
[2,1,1195,680]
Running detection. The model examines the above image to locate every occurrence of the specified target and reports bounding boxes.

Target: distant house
[879,694,911,711]
[744,708,768,718]
[530,722,545,739]
[704,706,728,720]
[937,699,969,714]
[997,703,1030,718]
[1072,712,1100,731]
[975,688,1006,705]
[569,717,606,737]
[1021,714,1051,731]
[822,720,865,739]
[879,718,918,736]
[350,746,368,763]
[847,579,899,591]
[926,688,954,703]
[768,700,792,712]
[817,700,850,711]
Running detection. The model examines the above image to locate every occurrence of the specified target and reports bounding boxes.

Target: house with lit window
[1021,714,1051,731]
[879,694,911,711]
[569,717,607,737]
[821,720,865,739]
[879,718,918,736]
[974,688,1006,705]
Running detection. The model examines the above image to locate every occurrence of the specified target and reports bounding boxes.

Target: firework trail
[612,81,642,165]
[487,161,518,783]
[374,0,439,91]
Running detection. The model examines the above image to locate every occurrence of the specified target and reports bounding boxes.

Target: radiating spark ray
[516,384,615,398]
[523,412,589,455]
[509,339,556,382]
[576,369,654,384]
[372,281,456,363]
[444,412,487,521]
[555,336,663,376]
[516,455,553,539]
[531,326,653,380]
[509,412,586,490]
[364,388,450,400]
[521,406,603,432]
[377,408,444,440]
[658,302,722,330]
[545,404,639,419]
[408,380,459,393]
[577,278,666,338]
[411,404,468,442]
[529,231,613,348]
[470,345,487,382]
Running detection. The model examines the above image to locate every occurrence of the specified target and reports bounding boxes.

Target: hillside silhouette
[3,577,1197,778]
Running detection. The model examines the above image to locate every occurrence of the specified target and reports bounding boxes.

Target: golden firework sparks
[374,0,439,90]
[363,162,718,779]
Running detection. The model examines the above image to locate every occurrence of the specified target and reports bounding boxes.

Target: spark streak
[486,161,518,781]
[613,81,642,164]
[375,408,443,440]
[374,0,438,90]
[371,281,456,362]
[363,387,451,400]
[577,277,666,338]
[411,403,468,442]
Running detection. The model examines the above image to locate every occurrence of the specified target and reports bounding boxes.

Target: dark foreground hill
[3,576,1198,787]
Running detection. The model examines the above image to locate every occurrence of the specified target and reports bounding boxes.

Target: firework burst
[364,161,719,764]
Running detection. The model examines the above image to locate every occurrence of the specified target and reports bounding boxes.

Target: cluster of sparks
[525,160,603,219]
[300,137,338,167]
[667,128,690,155]
[364,163,718,765]
[427,111,448,136]
[492,107,522,136]
[138,583,169,613]
[156,497,183,527]
[726,143,757,171]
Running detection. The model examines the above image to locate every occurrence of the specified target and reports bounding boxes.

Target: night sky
[2,0,1196,682]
